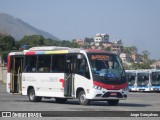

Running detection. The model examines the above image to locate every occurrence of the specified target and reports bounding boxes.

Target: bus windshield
[137,73,149,86]
[152,72,160,86]
[88,53,125,82]
[126,73,136,86]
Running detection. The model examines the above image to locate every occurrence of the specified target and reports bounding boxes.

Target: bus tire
[78,91,90,105]
[55,98,67,103]
[28,88,42,102]
[107,100,119,106]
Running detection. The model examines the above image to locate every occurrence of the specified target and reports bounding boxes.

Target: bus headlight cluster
[122,87,129,91]
[93,85,102,90]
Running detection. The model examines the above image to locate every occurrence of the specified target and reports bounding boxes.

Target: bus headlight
[93,85,102,90]
[122,87,129,91]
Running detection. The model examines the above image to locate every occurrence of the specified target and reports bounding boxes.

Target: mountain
[0,13,60,40]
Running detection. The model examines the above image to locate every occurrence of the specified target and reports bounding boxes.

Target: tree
[105,46,111,51]
[123,62,131,70]
[59,40,79,48]
[122,46,138,54]
[0,35,15,51]
[20,35,45,48]
[131,62,152,69]
[84,37,93,49]
[122,47,132,53]
[44,38,54,46]
[1,51,10,64]
[142,50,150,62]
[131,46,138,53]
[15,40,22,50]
[84,37,94,44]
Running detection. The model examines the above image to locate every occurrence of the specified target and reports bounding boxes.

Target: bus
[7,46,128,105]
[125,70,137,91]
[150,70,160,92]
[136,70,151,92]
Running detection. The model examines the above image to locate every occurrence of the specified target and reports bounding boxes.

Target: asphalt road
[0,82,160,119]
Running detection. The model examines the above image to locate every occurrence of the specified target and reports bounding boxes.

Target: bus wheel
[107,100,119,106]
[28,88,42,102]
[55,98,67,103]
[78,91,90,105]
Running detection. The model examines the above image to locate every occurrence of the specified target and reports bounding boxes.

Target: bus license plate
[110,92,117,96]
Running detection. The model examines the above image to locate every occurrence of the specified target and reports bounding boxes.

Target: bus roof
[29,46,71,51]
[9,46,114,55]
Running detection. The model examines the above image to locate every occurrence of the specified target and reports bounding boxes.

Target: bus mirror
[77,54,82,59]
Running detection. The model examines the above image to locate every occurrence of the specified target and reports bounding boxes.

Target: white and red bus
[7,46,128,105]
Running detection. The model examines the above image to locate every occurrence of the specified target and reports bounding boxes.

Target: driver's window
[76,55,90,79]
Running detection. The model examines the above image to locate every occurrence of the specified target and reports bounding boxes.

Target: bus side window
[77,55,90,79]
[51,55,65,73]
[24,56,37,72]
[37,55,51,72]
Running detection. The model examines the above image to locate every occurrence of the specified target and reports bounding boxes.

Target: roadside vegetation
[0,33,155,69]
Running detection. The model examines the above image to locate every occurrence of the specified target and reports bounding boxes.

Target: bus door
[64,54,77,97]
[10,56,23,94]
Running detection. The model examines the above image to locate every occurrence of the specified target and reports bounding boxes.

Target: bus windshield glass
[137,73,149,86]
[88,53,125,82]
[152,72,160,86]
[126,73,136,86]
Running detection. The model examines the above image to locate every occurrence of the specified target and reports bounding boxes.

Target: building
[151,61,160,69]
[110,40,123,55]
[131,53,142,62]
[74,39,84,46]
[120,53,131,63]
[94,33,109,46]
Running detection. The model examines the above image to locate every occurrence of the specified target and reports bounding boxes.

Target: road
[0,82,160,119]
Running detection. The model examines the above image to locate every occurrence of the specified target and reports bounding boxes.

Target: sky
[0,0,160,59]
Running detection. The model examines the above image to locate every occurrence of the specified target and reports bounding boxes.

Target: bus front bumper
[86,88,128,100]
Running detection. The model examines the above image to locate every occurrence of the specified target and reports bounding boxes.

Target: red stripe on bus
[59,79,64,88]
[7,55,11,72]
[25,51,36,55]
[93,81,128,90]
